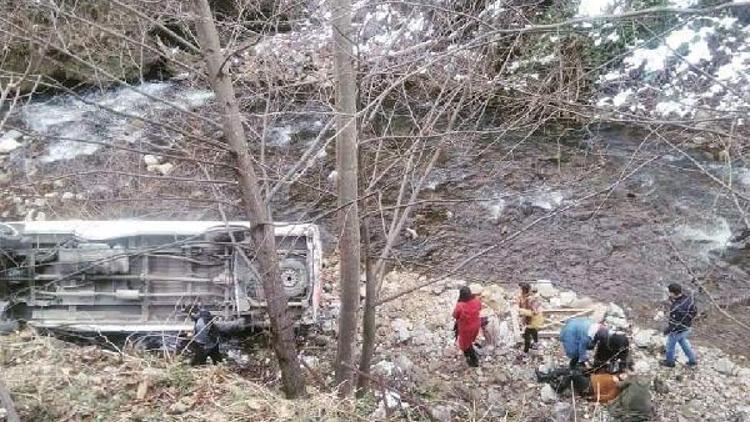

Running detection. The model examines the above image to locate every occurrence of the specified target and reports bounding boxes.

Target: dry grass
[0,329,370,421]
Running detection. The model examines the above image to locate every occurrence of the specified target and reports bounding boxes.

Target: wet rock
[0,130,22,153]
[540,384,557,403]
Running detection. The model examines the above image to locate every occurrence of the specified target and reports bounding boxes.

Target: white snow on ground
[592,10,750,120]
[577,0,618,17]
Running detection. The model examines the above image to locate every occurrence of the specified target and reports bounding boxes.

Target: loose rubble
[1,269,748,421]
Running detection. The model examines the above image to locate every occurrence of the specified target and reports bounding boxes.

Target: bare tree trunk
[0,379,20,422]
[356,219,376,397]
[331,0,361,396]
[190,0,304,398]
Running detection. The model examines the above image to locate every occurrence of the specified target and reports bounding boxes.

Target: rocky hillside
[6,272,750,421]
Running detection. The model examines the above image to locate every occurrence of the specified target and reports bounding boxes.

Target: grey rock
[392,318,412,343]
[633,329,661,349]
[716,358,739,376]
[541,384,557,403]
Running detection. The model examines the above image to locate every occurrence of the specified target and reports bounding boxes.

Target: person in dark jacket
[453,286,482,367]
[191,309,223,365]
[593,331,633,374]
[661,283,697,368]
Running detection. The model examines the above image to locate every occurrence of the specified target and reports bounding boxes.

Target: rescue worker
[661,283,698,368]
[518,282,543,354]
[453,285,482,367]
[608,370,653,421]
[560,317,602,369]
[593,330,633,374]
[191,308,223,365]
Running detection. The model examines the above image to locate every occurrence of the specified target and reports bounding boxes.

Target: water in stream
[5,82,750,354]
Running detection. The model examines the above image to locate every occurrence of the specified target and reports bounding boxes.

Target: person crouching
[191,308,223,365]
[453,285,482,367]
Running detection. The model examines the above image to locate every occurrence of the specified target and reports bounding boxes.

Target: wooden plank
[539,309,593,330]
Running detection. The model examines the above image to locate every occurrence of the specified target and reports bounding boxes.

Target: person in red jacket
[453,285,482,367]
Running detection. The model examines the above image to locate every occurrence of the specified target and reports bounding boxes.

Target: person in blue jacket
[660,283,698,368]
[560,317,605,369]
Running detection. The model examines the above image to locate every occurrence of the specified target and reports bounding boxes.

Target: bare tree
[190,0,305,398]
[331,0,361,396]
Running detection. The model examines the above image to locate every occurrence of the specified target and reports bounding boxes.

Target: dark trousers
[523,328,538,352]
[463,346,479,367]
[191,344,223,365]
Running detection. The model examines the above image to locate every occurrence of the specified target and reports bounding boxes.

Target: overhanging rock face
[0,220,322,333]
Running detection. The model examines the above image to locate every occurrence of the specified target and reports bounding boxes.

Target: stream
[4,81,750,355]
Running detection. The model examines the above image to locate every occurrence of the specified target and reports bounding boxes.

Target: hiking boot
[686,361,698,368]
[660,360,676,368]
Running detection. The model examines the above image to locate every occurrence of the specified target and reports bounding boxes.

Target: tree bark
[331,0,361,396]
[356,219,376,397]
[190,0,304,398]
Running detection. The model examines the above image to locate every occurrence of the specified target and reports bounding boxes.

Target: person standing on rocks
[660,283,698,368]
[518,282,543,355]
[453,285,482,367]
[560,317,602,369]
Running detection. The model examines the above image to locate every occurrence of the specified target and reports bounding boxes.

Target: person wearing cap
[453,285,482,367]
[518,282,543,354]
[560,317,602,369]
